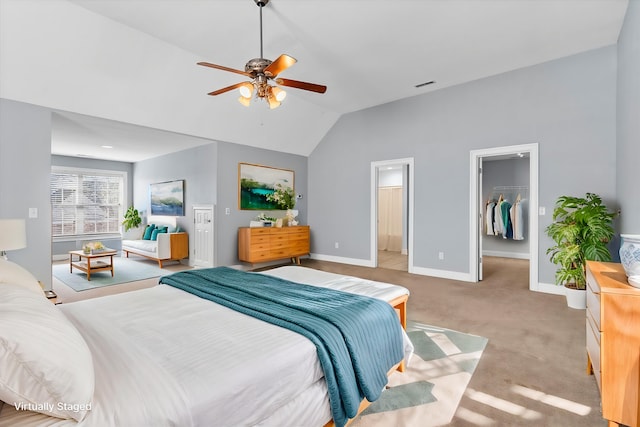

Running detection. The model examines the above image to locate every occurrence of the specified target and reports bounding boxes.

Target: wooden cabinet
[238,226,310,265]
[586,261,640,427]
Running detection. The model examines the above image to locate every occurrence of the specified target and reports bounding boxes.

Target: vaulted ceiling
[0,0,628,161]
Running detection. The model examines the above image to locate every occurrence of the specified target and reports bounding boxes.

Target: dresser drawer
[248,250,271,261]
[586,285,601,331]
[238,226,310,264]
[586,315,602,391]
[251,235,270,246]
[250,228,271,236]
[290,242,310,254]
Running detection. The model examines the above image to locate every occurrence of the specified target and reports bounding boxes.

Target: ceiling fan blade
[207,82,248,96]
[276,78,327,94]
[264,54,297,77]
[197,62,253,78]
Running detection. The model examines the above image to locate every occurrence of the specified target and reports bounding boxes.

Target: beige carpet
[52,256,606,426]
[302,257,606,427]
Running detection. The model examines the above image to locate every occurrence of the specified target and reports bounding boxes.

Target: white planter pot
[565,285,586,310]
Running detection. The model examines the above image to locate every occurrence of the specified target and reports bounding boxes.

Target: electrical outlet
[438,251,445,260]
[225,208,231,215]
[539,206,546,216]
[334,242,339,249]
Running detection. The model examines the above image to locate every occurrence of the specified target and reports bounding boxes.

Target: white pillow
[0,284,94,421]
[0,258,44,295]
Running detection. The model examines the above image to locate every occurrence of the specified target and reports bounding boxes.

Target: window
[50,167,126,239]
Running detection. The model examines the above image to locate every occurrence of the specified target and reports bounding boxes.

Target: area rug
[352,322,488,427]
[53,257,168,291]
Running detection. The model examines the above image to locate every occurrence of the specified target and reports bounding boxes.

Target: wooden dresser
[586,261,640,427]
[238,225,310,265]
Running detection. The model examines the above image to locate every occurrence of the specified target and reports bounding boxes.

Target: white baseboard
[483,250,530,260]
[310,253,565,298]
[410,266,473,282]
[309,253,375,267]
[534,281,566,295]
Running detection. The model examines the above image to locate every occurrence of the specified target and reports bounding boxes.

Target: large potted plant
[546,193,616,308]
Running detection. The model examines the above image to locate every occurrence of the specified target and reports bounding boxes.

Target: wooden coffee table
[69,249,117,281]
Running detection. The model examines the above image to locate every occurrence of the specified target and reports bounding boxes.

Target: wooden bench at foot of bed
[322,361,403,427]
[323,293,409,427]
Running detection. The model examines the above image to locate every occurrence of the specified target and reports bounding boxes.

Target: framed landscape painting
[238,163,294,210]
[150,179,184,216]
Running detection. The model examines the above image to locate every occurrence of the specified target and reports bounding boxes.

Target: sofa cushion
[122,239,158,254]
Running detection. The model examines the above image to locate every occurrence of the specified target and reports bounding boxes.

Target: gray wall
[51,154,133,256]
[617,0,640,234]
[215,141,308,266]
[133,143,217,264]
[0,99,52,289]
[309,46,618,284]
[131,139,307,267]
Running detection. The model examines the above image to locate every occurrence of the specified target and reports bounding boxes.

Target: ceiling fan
[197,0,327,109]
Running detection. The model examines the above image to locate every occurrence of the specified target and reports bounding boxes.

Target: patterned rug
[351,322,488,427]
[53,256,168,291]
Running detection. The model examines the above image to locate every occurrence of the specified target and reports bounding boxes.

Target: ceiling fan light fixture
[271,86,287,102]
[267,95,281,109]
[238,82,254,98]
[198,0,325,108]
[238,96,251,107]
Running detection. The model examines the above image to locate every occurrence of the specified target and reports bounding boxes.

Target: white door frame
[469,144,539,291]
[371,158,415,273]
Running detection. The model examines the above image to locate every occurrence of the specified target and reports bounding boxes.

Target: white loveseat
[122,230,188,268]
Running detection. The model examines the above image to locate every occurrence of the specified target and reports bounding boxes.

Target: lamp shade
[238,82,254,99]
[271,86,287,102]
[0,219,27,252]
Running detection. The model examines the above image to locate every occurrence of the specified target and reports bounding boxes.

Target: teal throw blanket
[159,267,404,427]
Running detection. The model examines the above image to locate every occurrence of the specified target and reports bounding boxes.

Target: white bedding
[262,266,409,302]
[0,266,411,427]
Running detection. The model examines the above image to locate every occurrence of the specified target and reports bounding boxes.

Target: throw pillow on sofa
[143,224,156,240]
[150,226,168,241]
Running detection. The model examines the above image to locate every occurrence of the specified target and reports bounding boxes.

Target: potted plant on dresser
[545,193,616,309]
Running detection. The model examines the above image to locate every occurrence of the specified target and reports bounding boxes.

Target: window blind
[50,170,124,237]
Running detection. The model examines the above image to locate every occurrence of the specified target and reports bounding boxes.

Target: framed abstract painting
[238,163,294,210]
[150,180,184,216]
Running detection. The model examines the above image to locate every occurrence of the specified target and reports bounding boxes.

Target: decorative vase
[565,284,586,309]
[285,209,298,226]
[620,234,640,287]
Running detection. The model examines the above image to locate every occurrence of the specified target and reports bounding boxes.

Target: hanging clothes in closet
[485,199,496,235]
[510,194,524,240]
[493,194,504,236]
[485,188,526,240]
[500,198,513,239]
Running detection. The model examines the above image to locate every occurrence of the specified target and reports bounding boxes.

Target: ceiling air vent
[415,81,435,88]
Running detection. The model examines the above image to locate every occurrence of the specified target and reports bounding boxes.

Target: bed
[0,263,412,427]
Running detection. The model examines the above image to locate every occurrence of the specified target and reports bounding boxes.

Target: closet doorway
[470,144,539,290]
[370,158,414,273]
